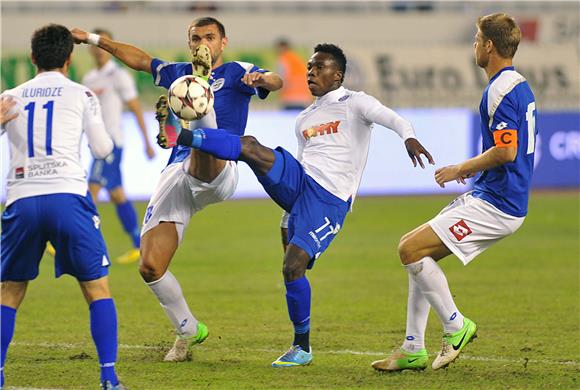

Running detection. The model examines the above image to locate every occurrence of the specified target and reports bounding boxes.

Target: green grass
[5,192,580,389]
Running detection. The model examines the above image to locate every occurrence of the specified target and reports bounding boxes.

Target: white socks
[147,271,198,337]
[401,275,430,353]
[405,257,464,334]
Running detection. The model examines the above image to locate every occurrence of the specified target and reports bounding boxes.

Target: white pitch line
[11,342,579,367]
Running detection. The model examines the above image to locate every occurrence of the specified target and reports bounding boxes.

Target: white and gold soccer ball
[167,75,214,121]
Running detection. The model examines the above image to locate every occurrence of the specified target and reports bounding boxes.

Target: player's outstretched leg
[140,224,208,362]
[372,275,430,372]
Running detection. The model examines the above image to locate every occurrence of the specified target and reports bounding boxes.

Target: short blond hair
[477,13,521,59]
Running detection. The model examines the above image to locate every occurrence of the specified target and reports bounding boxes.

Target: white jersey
[1,71,113,206]
[295,86,415,202]
[82,60,137,146]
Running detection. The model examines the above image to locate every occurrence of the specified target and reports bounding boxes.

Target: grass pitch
[4,192,579,389]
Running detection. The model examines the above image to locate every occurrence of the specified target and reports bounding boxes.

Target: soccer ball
[167,75,214,121]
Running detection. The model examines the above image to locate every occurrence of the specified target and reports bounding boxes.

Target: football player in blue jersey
[372,13,537,372]
[1,24,124,389]
[71,17,282,362]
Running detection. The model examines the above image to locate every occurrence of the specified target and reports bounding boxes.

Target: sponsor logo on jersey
[211,78,225,92]
[302,120,341,140]
[26,160,68,178]
[15,167,24,179]
[93,215,101,229]
[338,94,350,102]
[495,121,508,130]
[449,219,472,241]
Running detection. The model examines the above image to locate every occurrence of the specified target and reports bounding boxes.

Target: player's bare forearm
[435,146,516,187]
[241,72,283,91]
[99,38,153,73]
[71,28,152,73]
[458,146,517,177]
[260,72,283,91]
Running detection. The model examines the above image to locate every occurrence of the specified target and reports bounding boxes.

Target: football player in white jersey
[0,24,125,389]
[171,43,434,367]
[372,13,536,372]
[82,28,155,265]
[71,17,283,362]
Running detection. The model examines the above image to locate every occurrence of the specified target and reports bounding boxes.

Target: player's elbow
[92,140,114,159]
[496,147,517,164]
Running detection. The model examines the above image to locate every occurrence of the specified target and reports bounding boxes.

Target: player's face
[306,52,343,97]
[474,29,490,68]
[188,24,228,67]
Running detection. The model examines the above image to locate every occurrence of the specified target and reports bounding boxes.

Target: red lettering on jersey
[302,121,341,140]
[449,219,472,241]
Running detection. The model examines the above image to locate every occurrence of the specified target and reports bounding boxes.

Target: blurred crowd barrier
[1,109,578,202]
[2,2,579,109]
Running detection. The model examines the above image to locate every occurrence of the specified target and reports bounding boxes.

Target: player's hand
[0,96,18,125]
[435,165,463,188]
[405,138,434,169]
[145,144,156,160]
[241,72,266,88]
[70,28,89,44]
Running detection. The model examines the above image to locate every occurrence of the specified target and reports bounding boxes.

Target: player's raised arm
[71,28,153,73]
[241,71,283,91]
[358,94,434,168]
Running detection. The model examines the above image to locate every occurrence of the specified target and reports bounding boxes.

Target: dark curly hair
[314,43,347,82]
[31,24,73,71]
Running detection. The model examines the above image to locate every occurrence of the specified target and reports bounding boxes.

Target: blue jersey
[150,59,270,164]
[473,67,537,217]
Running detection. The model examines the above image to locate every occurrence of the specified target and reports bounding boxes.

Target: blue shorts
[258,147,350,267]
[89,146,123,190]
[1,193,110,282]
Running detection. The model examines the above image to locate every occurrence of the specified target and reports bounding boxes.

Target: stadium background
[2,0,578,200]
[0,1,579,389]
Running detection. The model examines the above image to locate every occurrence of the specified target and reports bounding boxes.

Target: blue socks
[115,201,140,248]
[285,276,311,351]
[178,128,241,160]
[1,305,16,387]
[90,299,119,386]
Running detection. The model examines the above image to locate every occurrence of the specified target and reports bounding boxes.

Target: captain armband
[493,129,518,148]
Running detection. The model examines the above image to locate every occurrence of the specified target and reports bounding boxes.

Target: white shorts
[428,192,525,265]
[141,158,238,242]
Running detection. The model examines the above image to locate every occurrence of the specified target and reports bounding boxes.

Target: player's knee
[139,252,164,283]
[240,135,261,159]
[108,188,126,204]
[282,262,303,282]
[398,235,417,265]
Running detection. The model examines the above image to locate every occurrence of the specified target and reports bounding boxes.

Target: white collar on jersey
[35,71,66,79]
[314,86,346,106]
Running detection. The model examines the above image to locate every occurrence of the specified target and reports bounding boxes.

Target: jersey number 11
[24,100,54,158]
